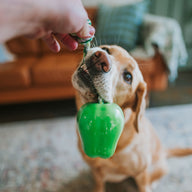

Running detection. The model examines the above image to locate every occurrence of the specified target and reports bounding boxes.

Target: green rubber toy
[77,102,124,159]
[75,19,124,158]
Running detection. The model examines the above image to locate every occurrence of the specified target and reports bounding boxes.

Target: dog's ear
[133,82,147,132]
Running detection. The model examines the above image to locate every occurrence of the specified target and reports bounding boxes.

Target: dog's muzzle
[87,51,111,74]
[74,49,113,102]
[77,50,111,90]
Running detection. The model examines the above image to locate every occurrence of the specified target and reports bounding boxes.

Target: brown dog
[72,45,192,192]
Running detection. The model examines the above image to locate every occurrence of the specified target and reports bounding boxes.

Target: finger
[42,33,60,53]
[55,33,78,51]
[76,24,95,38]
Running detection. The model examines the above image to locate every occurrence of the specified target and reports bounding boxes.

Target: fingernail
[89,26,95,37]
[78,24,95,38]
[79,26,95,39]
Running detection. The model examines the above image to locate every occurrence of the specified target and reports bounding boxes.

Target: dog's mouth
[73,47,113,103]
[77,64,97,93]
[77,62,100,102]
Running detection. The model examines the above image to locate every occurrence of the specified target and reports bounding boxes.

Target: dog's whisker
[91,37,96,48]
[116,30,122,46]
[91,41,95,48]
[99,36,102,46]
[94,36,98,47]
[113,35,117,45]
[103,38,107,46]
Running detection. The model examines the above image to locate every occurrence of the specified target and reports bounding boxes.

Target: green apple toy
[77,100,124,159]
[74,19,124,159]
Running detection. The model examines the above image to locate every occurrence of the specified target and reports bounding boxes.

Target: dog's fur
[72,45,192,192]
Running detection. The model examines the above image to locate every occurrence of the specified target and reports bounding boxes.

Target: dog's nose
[90,51,111,73]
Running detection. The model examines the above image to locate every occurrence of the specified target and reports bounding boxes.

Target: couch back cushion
[95,0,149,51]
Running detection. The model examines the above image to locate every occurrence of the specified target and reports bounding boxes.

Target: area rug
[0,104,192,192]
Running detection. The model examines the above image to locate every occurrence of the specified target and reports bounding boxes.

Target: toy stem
[83,41,90,56]
[70,19,93,57]
[98,96,104,104]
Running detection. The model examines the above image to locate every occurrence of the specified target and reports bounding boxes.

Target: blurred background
[0,1,192,192]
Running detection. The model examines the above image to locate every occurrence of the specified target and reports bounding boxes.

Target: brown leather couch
[0,8,168,104]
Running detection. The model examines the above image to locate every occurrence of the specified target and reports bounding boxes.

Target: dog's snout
[90,51,111,73]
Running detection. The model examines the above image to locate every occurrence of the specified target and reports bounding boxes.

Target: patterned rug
[0,104,192,192]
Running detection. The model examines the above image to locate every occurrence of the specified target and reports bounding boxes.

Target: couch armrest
[134,45,168,91]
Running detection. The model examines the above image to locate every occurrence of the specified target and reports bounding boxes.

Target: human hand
[25,0,95,52]
[0,0,95,52]
[41,21,95,53]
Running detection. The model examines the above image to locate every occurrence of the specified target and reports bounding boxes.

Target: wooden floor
[0,71,191,123]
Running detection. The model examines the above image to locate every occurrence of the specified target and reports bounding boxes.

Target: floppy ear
[133,82,147,132]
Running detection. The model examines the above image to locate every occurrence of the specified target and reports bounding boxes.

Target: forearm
[0,0,88,43]
[0,0,40,42]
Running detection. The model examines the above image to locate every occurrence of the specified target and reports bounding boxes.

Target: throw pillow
[95,0,149,51]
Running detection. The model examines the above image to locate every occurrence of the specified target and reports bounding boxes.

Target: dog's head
[72,45,147,132]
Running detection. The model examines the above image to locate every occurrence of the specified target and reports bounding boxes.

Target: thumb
[76,24,95,38]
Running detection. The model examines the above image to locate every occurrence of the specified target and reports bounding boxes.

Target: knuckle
[66,11,87,33]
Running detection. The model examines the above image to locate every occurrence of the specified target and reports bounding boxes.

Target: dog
[72,45,192,192]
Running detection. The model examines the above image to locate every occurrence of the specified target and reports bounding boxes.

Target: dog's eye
[123,70,132,84]
[101,47,110,54]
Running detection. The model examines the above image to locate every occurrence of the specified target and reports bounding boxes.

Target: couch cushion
[0,57,36,90]
[6,37,40,57]
[95,0,149,51]
[32,53,83,86]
